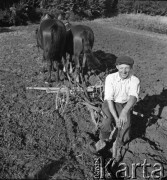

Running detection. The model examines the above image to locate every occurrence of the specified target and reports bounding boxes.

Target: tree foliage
[118,0,167,16]
[42,0,118,20]
[1,0,167,26]
[0,0,42,26]
[0,0,118,26]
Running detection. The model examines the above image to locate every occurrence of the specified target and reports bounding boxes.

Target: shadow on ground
[82,50,117,85]
[131,88,167,140]
[0,27,15,33]
[91,50,117,74]
[28,157,66,180]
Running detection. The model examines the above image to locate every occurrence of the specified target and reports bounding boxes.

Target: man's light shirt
[104,72,140,103]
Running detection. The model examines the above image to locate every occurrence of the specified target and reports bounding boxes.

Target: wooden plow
[26,80,104,118]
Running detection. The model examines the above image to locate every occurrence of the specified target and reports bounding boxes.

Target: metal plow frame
[26,86,70,116]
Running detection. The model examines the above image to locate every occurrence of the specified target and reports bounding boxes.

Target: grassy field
[98,13,167,34]
[1,14,167,179]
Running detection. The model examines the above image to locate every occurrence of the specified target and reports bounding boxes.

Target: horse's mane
[64,21,72,31]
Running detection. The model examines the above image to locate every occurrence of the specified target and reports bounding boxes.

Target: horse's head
[40,13,53,22]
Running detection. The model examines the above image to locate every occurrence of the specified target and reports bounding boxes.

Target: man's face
[116,64,132,79]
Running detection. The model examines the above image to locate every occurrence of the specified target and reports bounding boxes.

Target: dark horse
[35,14,66,83]
[65,23,100,84]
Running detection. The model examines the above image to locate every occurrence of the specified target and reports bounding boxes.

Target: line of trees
[0,0,167,26]
[0,0,41,26]
[119,0,167,16]
[0,0,118,26]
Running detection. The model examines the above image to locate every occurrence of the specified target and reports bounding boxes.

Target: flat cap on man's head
[116,56,134,66]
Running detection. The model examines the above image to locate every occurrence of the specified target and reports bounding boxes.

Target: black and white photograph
[0,0,167,179]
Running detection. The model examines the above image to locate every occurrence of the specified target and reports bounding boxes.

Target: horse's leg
[55,61,60,82]
[73,36,82,83]
[79,53,91,100]
[82,53,88,84]
[62,54,71,82]
[46,60,52,83]
[52,61,57,72]
[62,54,67,72]
[41,53,48,73]
[69,54,73,74]
[73,54,80,83]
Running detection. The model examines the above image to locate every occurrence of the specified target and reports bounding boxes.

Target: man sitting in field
[90,56,140,156]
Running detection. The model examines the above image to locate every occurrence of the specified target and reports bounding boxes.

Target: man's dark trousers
[99,100,131,146]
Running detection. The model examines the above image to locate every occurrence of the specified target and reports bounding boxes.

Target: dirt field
[1,19,167,179]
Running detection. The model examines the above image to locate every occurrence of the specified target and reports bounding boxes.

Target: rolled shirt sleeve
[129,77,140,101]
[104,75,114,101]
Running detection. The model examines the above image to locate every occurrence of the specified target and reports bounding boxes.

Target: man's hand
[118,95,137,128]
[118,110,128,128]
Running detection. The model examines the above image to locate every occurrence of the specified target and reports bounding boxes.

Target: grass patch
[102,13,167,34]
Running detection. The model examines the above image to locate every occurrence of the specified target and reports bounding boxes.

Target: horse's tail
[82,30,102,71]
[82,30,93,55]
[46,22,66,62]
[82,30,94,69]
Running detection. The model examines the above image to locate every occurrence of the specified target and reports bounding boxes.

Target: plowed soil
[1,20,167,179]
